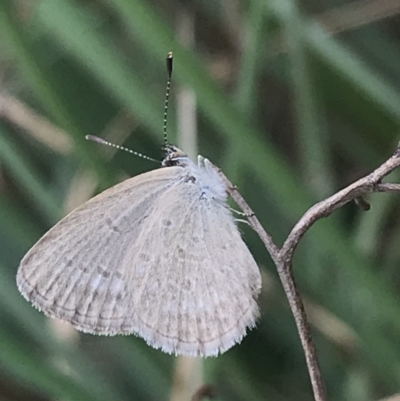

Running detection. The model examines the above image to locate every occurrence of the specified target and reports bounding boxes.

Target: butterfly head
[162,145,191,167]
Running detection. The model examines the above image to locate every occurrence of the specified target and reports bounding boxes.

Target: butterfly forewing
[17,167,183,325]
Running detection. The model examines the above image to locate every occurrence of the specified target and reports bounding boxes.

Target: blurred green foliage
[1,0,400,400]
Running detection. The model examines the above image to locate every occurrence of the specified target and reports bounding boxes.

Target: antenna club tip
[86,135,107,145]
[166,51,173,78]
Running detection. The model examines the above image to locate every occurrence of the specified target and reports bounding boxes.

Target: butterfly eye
[162,147,190,167]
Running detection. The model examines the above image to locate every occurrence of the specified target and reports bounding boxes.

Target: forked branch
[216,142,400,401]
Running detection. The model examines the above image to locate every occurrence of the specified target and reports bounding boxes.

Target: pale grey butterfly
[16,53,261,357]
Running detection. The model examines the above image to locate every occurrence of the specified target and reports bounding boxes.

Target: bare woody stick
[215,142,400,401]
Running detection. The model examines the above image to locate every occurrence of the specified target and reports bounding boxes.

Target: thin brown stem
[218,168,326,401]
[214,143,400,401]
[281,152,400,261]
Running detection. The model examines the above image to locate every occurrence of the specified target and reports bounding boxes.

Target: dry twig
[216,142,400,401]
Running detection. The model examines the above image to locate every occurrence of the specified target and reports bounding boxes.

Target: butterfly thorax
[162,144,227,204]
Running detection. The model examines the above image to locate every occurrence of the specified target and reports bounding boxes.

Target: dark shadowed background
[1,1,400,400]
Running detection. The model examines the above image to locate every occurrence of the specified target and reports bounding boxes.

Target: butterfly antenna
[164,51,173,147]
[86,135,159,163]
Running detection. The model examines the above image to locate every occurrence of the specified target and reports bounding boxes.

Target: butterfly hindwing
[116,178,261,356]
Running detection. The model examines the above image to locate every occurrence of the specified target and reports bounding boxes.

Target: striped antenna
[87,53,174,162]
[86,135,159,163]
[164,52,173,146]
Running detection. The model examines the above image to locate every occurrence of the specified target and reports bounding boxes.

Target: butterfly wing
[18,162,261,357]
[17,166,183,330]
[118,178,261,357]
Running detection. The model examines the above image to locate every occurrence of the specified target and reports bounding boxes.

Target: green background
[1,0,400,400]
